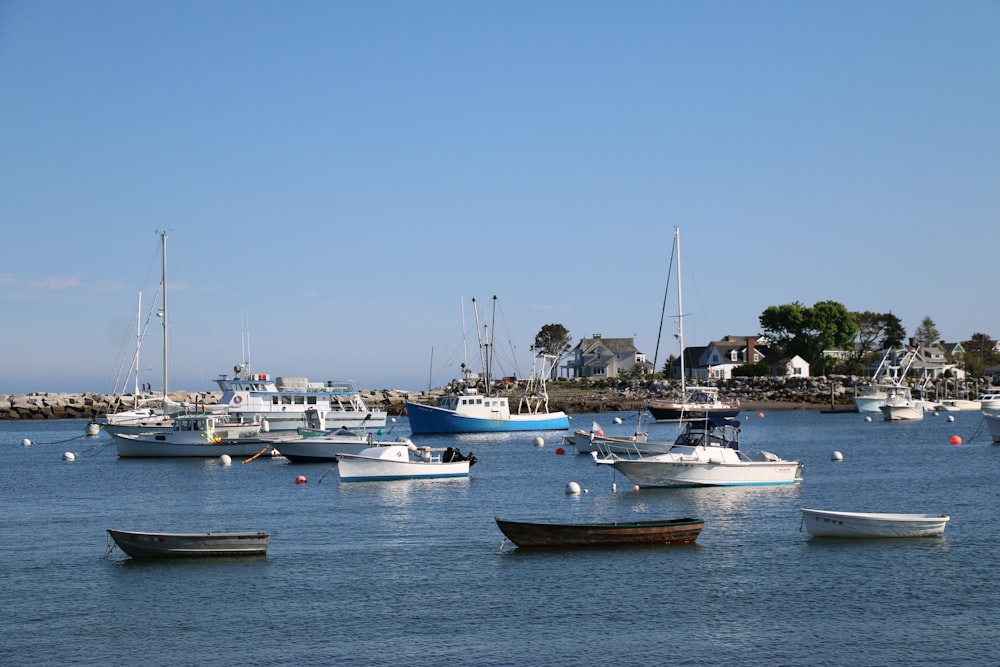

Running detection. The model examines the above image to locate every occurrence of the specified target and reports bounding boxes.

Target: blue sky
[1,1,997,394]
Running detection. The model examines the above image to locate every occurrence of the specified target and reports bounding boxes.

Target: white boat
[939,398,981,411]
[800,509,950,538]
[337,443,476,481]
[275,429,410,463]
[215,363,387,432]
[595,416,802,487]
[982,412,1000,443]
[113,413,270,458]
[107,529,270,558]
[879,386,924,421]
[851,348,920,413]
[977,391,1000,411]
[566,417,675,456]
[851,385,890,414]
[646,228,739,423]
[405,297,569,434]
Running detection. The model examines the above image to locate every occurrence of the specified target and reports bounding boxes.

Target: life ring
[234,396,243,404]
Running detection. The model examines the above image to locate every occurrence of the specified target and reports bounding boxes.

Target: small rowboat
[495,516,704,548]
[107,529,271,558]
[800,509,950,538]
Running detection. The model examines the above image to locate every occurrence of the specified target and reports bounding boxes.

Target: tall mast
[675,227,685,395]
[160,231,168,399]
[133,291,142,402]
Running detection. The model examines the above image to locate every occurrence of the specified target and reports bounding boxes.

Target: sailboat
[646,227,740,423]
[404,296,570,434]
[102,232,194,437]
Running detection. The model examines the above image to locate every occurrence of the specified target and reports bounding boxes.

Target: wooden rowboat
[107,529,271,558]
[800,509,950,538]
[495,516,704,548]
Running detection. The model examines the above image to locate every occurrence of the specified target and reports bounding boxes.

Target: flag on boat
[590,421,604,436]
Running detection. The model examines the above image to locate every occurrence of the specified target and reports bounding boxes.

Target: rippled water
[2,410,999,666]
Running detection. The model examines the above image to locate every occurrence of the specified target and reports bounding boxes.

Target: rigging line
[652,237,678,374]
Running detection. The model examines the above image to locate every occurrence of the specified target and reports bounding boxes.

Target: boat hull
[336,444,472,481]
[405,401,569,434]
[495,517,704,548]
[107,529,270,558]
[879,405,924,421]
[276,434,404,463]
[850,394,887,413]
[983,412,1000,443]
[800,509,949,538]
[646,405,739,422]
[612,460,801,487]
[113,435,271,458]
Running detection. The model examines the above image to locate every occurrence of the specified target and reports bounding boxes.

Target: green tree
[533,324,572,378]
[914,316,940,345]
[854,311,906,358]
[963,332,999,376]
[759,300,858,372]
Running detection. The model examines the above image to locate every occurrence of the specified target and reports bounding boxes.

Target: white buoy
[218,454,232,466]
[946,415,955,423]
[63,452,76,462]
[831,451,843,461]
[86,422,100,437]
[864,416,872,422]
[534,436,544,447]
[261,419,270,433]
[22,438,32,447]
[612,417,622,424]
[391,417,397,423]
[565,481,581,495]
[612,482,617,493]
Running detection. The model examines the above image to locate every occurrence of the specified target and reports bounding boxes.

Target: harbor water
[2,409,999,666]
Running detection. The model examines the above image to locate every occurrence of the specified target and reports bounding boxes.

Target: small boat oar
[242,444,272,464]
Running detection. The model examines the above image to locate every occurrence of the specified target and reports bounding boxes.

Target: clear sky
[1,1,997,395]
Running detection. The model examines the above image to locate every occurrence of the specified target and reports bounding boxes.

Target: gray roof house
[688,335,810,379]
[564,335,654,379]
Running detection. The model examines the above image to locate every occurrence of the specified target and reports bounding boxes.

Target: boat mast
[675,227,685,396]
[133,291,142,403]
[159,231,168,399]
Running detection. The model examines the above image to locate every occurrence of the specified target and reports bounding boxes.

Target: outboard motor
[443,447,477,466]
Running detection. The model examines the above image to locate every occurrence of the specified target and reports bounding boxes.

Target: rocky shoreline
[2,374,967,420]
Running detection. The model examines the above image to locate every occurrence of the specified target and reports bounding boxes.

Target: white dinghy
[800,509,950,538]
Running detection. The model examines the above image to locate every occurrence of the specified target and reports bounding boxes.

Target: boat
[879,385,924,421]
[982,412,1000,443]
[405,297,569,434]
[214,362,387,432]
[566,416,675,456]
[107,529,270,558]
[112,413,270,458]
[646,228,740,423]
[99,233,197,435]
[977,391,1000,411]
[494,516,704,548]
[275,429,412,463]
[595,416,802,487]
[939,398,981,411]
[337,443,476,481]
[800,509,950,538]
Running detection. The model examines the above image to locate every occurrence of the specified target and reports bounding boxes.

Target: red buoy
[949,435,962,446]
[757,412,765,418]
[295,475,307,485]
[555,447,565,455]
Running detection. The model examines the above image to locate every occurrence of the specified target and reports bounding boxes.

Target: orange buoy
[949,435,962,446]
[555,447,565,455]
[295,475,307,485]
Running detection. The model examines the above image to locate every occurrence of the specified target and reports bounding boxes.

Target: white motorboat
[113,413,270,458]
[107,529,270,558]
[879,386,924,421]
[977,391,1000,411]
[215,364,387,432]
[275,429,410,463]
[337,443,476,481]
[851,385,890,413]
[595,417,802,487]
[982,412,1000,443]
[939,398,981,411]
[800,509,950,538]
